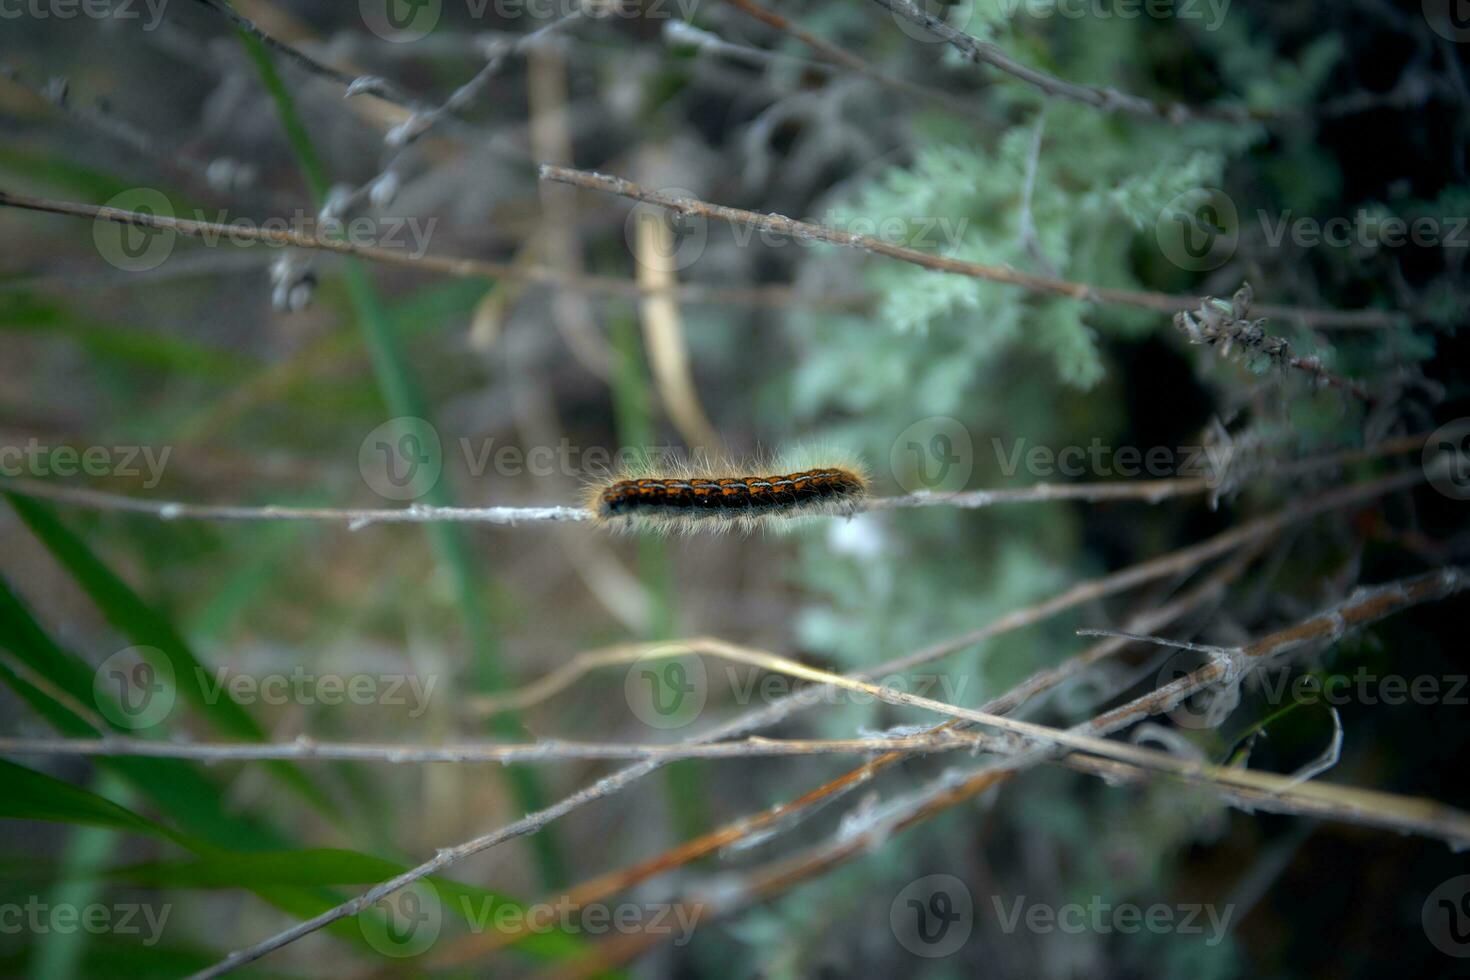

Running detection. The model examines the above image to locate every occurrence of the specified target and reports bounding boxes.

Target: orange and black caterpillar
[585,452,869,534]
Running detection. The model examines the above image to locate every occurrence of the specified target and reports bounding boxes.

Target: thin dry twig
[0,67,252,197]
[632,168,723,452]
[0,482,588,527]
[715,0,990,122]
[528,40,617,379]
[538,166,1408,331]
[0,732,997,763]
[188,0,409,105]
[868,0,1270,123]
[0,434,1429,530]
[0,188,860,311]
[390,11,584,146]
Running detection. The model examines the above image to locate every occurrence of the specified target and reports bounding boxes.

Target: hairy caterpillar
[584,450,870,534]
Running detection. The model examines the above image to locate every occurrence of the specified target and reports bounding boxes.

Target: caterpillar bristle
[584,452,869,534]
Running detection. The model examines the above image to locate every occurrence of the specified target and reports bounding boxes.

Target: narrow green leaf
[0,760,184,846]
[3,495,334,815]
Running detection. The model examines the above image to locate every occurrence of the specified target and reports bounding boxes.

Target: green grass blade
[0,760,187,846]
[3,496,334,815]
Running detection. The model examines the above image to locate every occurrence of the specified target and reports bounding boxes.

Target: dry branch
[716,0,989,122]
[0,434,1428,529]
[0,189,856,311]
[538,166,1406,331]
[868,0,1269,123]
[0,733,995,764]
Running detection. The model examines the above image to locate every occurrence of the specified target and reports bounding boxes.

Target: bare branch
[381,10,584,146]
[0,481,588,528]
[0,435,1428,531]
[0,188,862,311]
[868,0,1270,124]
[538,166,1407,331]
[0,732,994,764]
[714,0,991,122]
[188,0,409,104]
